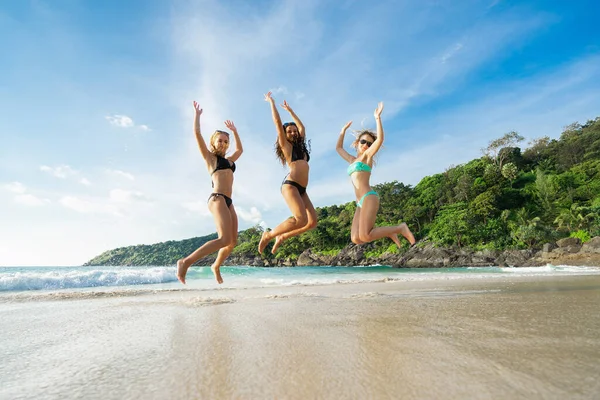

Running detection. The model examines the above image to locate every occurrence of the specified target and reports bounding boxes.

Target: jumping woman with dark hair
[258,91,317,254]
[177,101,243,284]
[336,102,415,247]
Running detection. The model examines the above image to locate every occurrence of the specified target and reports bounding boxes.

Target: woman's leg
[350,204,364,244]
[210,205,239,284]
[272,192,318,253]
[357,195,415,247]
[177,197,233,284]
[258,185,308,254]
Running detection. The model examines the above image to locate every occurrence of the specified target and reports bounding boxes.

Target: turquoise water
[2,264,600,294]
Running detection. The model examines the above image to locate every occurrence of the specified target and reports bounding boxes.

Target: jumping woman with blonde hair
[336,102,415,247]
[177,101,243,284]
[258,91,317,254]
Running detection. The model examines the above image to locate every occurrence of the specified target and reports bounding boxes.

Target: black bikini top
[291,142,310,163]
[212,155,236,175]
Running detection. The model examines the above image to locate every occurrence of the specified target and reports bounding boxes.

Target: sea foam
[0,267,177,292]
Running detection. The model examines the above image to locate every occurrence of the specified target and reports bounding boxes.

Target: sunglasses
[359,139,373,147]
[283,122,297,129]
[215,130,230,136]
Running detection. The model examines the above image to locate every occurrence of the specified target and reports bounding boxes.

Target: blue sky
[1,0,600,266]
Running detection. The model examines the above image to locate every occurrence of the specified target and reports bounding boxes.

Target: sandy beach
[1,274,599,399]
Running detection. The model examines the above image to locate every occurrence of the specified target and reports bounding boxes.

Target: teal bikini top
[347,161,372,176]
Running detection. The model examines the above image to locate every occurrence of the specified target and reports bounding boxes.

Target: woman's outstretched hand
[341,121,353,132]
[224,120,237,132]
[264,91,274,103]
[281,100,293,112]
[193,101,203,116]
[374,102,384,119]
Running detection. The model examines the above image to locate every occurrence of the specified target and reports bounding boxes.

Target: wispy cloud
[271,86,288,95]
[182,200,211,217]
[14,194,50,206]
[40,165,77,179]
[109,189,151,204]
[236,206,263,224]
[105,114,151,131]
[59,196,120,216]
[5,182,50,206]
[372,54,600,186]
[40,164,91,186]
[4,182,26,194]
[441,43,464,64]
[168,0,553,221]
[488,0,502,9]
[105,114,134,127]
[106,169,135,181]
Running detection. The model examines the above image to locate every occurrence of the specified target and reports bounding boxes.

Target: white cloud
[105,114,134,128]
[4,182,50,207]
[40,164,76,179]
[182,200,211,216]
[5,182,26,194]
[109,189,150,204]
[59,196,120,216]
[236,206,262,224]
[106,169,135,181]
[105,114,151,131]
[271,86,288,95]
[14,194,50,206]
[40,164,92,186]
[441,43,464,64]
[488,0,502,9]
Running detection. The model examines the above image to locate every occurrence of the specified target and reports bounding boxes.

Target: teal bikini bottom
[356,190,379,208]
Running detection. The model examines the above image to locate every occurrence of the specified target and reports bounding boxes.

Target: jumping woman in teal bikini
[336,102,415,247]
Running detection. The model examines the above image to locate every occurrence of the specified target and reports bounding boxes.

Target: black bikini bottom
[208,193,233,208]
[281,179,306,196]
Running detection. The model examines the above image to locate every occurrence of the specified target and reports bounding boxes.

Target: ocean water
[2,264,600,296]
[2,264,600,399]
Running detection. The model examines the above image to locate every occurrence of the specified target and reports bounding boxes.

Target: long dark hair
[274,123,311,166]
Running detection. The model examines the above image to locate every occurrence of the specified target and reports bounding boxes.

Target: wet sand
[1,275,599,399]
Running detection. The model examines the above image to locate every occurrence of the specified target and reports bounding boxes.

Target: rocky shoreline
[193,236,600,268]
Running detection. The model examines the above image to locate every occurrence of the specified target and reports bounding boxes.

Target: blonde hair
[209,130,230,157]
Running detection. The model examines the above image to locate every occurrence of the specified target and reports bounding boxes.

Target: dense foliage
[86,117,600,266]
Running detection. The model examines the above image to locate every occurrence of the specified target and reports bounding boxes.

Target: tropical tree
[501,162,519,185]
[482,131,525,169]
[428,202,470,247]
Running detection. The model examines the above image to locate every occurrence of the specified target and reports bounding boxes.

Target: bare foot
[176,259,189,285]
[211,265,223,284]
[258,231,271,254]
[398,223,416,245]
[272,235,286,254]
[389,233,402,248]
